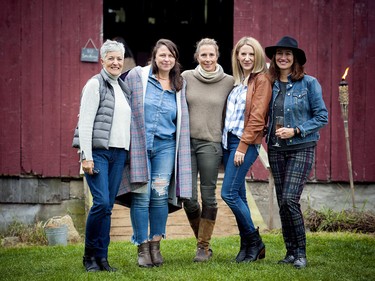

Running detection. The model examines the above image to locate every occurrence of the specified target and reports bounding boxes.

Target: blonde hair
[193,38,220,61]
[231,37,267,85]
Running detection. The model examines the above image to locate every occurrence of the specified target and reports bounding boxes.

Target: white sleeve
[78,79,100,161]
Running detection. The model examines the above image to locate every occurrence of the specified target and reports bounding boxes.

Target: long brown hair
[267,52,305,84]
[150,39,184,91]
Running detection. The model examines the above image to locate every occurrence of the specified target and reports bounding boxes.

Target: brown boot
[193,206,217,262]
[185,208,201,239]
[149,240,163,266]
[137,242,153,268]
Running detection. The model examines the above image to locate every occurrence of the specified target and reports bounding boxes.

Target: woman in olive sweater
[182,38,234,262]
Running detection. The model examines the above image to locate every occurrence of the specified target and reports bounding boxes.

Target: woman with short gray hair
[72,39,131,272]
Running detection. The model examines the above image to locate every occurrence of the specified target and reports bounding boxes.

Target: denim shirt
[266,74,328,146]
[144,72,177,150]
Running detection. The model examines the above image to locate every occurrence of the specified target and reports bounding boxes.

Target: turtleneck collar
[103,68,120,81]
[193,64,226,83]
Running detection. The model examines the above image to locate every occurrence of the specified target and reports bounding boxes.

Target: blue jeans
[221,132,259,237]
[84,148,127,258]
[130,138,175,245]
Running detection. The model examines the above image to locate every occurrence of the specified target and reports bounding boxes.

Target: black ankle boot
[235,236,249,262]
[278,254,296,264]
[243,228,266,262]
[294,257,307,269]
[83,247,100,272]
[293,248,307,269]
[97,257,117,272]
[83,256,100,272]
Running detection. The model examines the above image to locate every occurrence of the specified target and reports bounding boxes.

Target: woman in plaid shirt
[221,37,272,263]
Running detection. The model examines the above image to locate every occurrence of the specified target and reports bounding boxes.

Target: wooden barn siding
[365,0,375,180]
[1,0,374,182]
[0,1,22,175]
[235,0,375,182]
[61,1,103,177]
[0,0,102,177]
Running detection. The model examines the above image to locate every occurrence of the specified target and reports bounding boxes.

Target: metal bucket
[45,224,68,246]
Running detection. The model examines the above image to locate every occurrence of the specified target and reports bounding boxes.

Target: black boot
[96,257,117,272]
[83,256,100,272]
[278,254,296,264]
[294,257,307,269]
[83,247,100,272]
[293,247,307,269]
[235,236,249,263]
[278,248,296,264]
[243,228,266,262]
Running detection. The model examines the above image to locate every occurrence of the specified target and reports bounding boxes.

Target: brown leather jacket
[237,72,272,154]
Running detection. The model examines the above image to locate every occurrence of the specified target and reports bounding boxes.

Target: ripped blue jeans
[130,138,175,245]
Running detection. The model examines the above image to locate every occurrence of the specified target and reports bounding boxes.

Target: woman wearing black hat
[265,36,328,269]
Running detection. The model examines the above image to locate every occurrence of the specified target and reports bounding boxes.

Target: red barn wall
[0,0,102,178]
[235,0,375,182]
[0,0,374,183]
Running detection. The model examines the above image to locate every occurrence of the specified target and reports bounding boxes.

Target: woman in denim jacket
[265,36,328,269]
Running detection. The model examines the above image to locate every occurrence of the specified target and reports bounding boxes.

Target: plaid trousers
[268,146,315,256]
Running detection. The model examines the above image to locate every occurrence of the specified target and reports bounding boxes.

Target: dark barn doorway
[103,0,233,74]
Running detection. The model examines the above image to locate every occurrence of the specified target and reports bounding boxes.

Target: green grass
[1,232,374,281]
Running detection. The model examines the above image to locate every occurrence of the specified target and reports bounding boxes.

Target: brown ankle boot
[149,240,163,266]
[137,242,153,268]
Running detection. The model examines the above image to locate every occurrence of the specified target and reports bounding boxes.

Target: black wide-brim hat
[265,36,306,65]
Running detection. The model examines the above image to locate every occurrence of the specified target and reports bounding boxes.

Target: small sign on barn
[80,39,99,63]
